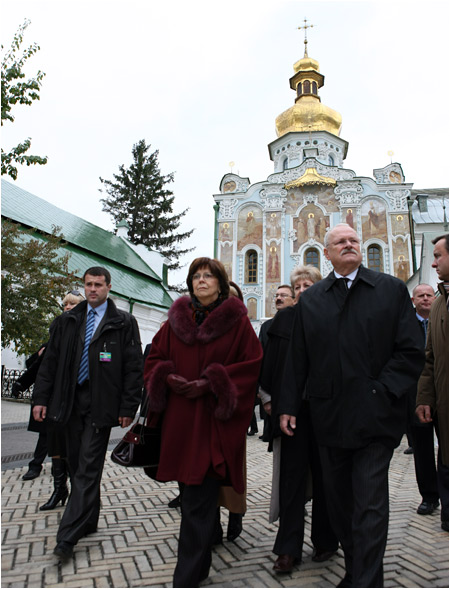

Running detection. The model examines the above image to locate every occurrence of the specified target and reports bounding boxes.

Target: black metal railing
[1,366,32,401]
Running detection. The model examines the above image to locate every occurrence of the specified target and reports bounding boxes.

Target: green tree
[99,139,194,270]
[1,19,48,180]
[1,220,75,356]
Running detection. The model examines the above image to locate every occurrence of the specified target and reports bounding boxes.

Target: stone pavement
[1,400,448,588]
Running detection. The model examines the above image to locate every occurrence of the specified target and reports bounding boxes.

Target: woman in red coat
[144,257,262,587]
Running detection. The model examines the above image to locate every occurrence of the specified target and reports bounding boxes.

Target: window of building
[245,250,258,283]
[328,154,335,166]
[282,157,288,170]
[304,248,319,268]
[303,80,311,94]
[312,81,318,94]
[367,244,382,272]
[297,82,302,96]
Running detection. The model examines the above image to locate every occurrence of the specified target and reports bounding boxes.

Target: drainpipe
[213,203,219,258]
[128,298,135,314]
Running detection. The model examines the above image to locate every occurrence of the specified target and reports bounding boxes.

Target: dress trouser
[56,383,111,545]
[173,476,221,588]
[411,422,439,503]
[319,442,393,588]
[28,432,48,471]
[274,402,338,559]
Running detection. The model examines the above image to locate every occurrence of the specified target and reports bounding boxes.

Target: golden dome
[285,167,336,189]
[276,97,342,137]
[275,54,342,138]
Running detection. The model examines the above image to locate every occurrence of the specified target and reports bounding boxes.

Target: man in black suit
[408,284,440,515]
[279,223,424,588]
[33,267,143,561]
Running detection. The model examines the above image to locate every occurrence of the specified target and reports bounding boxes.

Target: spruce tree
[99,139,194,270]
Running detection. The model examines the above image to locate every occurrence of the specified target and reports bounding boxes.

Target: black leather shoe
[273,554,299,573]
[403,446,414,455]
[441,520,449,532]
[22,468,41,481]
[247,429,258,436]
[227,512,243,541]
[312,548,337,562]
[417,500,439,515]
[168,495,181,508]
[337,574,352,587]
[53,541,74,561]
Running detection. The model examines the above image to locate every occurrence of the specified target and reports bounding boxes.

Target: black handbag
[111,397,161,469]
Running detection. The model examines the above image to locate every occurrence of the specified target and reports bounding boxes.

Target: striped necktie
[77,309,96,385]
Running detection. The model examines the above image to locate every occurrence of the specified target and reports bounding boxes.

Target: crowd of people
[15,227,448,588]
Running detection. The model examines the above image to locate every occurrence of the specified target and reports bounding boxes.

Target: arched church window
[367,244,382,272]
[245,250,258,283]
[282,157,289,171]
[247,297,257,320]
[328,154,335,166]
[297,83,302,97]
[312,81,318,94]
[304,248,319,268]
[303,80,311,94]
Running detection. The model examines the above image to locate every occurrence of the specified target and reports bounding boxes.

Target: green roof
[1,179,173,310]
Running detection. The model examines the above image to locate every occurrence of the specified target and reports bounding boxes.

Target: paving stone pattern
[1,409,448,588]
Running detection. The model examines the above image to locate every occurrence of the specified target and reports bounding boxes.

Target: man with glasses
[254,286,295,439]
[279,223,425,588]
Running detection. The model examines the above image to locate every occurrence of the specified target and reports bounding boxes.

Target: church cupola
[275,23,342,139]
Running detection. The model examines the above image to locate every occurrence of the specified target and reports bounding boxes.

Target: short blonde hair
[62,290,85,307]
[290,265,322,289]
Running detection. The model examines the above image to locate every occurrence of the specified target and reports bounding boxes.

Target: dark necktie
[422,319,428,346]
[77,309,96,385]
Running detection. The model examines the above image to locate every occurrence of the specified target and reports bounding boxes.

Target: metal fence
[1,366,32,401]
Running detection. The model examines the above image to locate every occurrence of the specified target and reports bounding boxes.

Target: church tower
[213,26,414,323]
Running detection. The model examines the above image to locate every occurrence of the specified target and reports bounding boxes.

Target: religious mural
[391,214,409,235]
[220,243,233,280]
[219,222,233,241]
[361,199,388,242]
[343,208,355,229]
[237,206,263,251]
[392,237,410,282]
[266,212,282,239]
[265,283,278,317]
[266,244,280,282]
[247,297,257,321]
[293,204,329,251]
[284,186,338,215]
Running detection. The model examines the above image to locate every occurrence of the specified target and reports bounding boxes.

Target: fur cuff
[202,363,237,421]
[146,360,175,413]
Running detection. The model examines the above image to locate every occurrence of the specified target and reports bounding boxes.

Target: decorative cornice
[218,198,239,220]
[386,189,410,211]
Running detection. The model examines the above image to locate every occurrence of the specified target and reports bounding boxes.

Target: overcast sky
[2,0,449,284]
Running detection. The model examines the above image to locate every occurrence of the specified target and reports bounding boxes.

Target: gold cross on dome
[298,19,315,57]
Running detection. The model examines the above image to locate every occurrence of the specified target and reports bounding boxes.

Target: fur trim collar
[168,296,248,345]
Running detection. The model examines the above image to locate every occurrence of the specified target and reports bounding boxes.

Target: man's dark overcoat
[279,266,425,449]
[33,298,143,428]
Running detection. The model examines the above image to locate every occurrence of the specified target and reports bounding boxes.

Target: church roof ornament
[285,167,337,188]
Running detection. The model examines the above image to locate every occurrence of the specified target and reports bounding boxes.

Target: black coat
[279,266,425,449]
[32,298,143,428]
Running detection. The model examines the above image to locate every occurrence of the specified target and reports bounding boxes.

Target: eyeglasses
[273,293,293,300]
[67,290,83,296]
[192,272,215,281]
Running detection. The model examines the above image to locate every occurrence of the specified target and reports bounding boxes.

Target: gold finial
[387,150,394,163]
[229,161,235,173]
[298,18,315,57]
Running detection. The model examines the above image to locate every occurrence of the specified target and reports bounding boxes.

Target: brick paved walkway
[1,400,448,588]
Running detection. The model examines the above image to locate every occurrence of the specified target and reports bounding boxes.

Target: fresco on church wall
[247,297,257,321]
[343,208,355,229]
[265,283,278,317]
[266,244,281,283]
[220,243,233,280]
[237,206,263,251]
[284,186,338,215]
[391,214,409,235]
[219,222,233,241]
[293,204,330,251]
[361,199,388,242]
[266,212,281,239]
[392,238,410,282]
